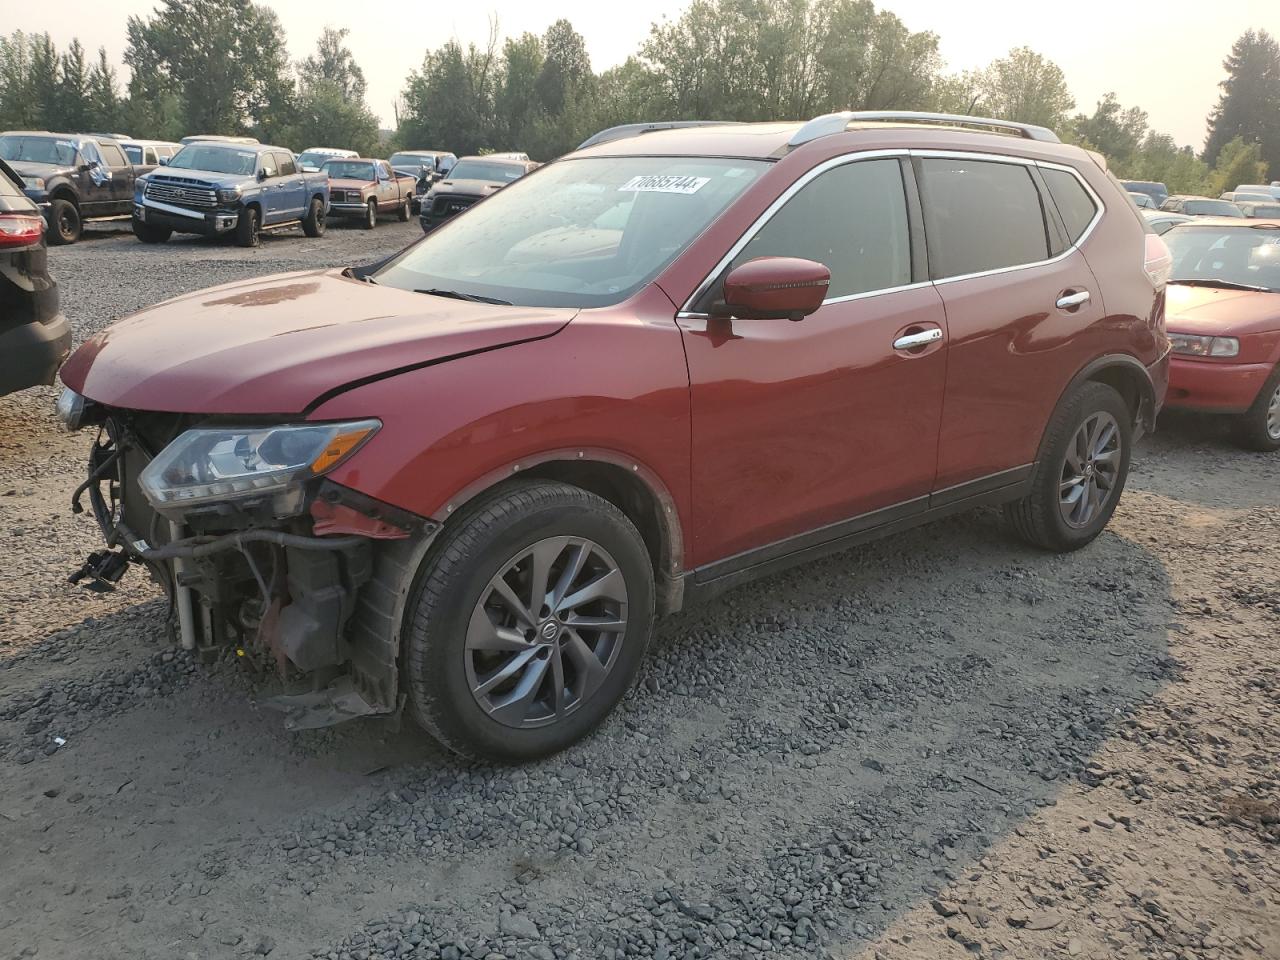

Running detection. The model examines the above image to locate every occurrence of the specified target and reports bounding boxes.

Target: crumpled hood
[60,269,576,414]
[1166,284,1280,336]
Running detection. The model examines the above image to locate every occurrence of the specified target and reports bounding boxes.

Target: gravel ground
[0,220,1277,960]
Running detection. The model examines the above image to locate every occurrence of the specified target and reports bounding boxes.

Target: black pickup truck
[0,132,137,244]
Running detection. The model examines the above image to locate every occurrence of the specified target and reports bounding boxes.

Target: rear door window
[275,153,297,176]
[919,157,1050,279]
[730,158,912,299]
[1041,167,1099,244]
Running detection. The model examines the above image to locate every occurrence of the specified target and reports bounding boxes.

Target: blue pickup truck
[132,142,328,246]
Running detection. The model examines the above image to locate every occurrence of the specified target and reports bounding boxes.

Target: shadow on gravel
[0,508,1176,959]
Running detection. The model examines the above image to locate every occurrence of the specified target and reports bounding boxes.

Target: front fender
[308,286,694,568]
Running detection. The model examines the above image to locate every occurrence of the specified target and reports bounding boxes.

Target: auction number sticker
[619,175,710,195]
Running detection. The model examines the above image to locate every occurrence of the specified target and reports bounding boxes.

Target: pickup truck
[0,131,137,244]
[322,158,415,228]
[132,142,328,247]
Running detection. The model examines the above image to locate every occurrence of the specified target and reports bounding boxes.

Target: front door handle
[893,328,944,350]
[1056,290,1091,310]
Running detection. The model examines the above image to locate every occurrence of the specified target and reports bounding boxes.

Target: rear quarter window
[918,157,1050,279]
[1042,167,1099,244]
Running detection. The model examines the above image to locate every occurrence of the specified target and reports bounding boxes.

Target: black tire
[397,197,411,222]
[363,199,378,230]
[131,219,171,244]
[47,198,81,245]
[404,480,655,762]
[1004,381,1133,552]
[302,196,325,238]
[234,206,260,247]
[1234,364,1280,452]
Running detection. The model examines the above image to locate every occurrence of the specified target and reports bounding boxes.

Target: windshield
[1165,225,1280,292]
[1184,199,1244,217]
[1243,204,1280,218]
[375,156,768,308]
[297,151,335,168]
[166,144,258,175]
[323,160,376,180]
[389,153,433,171]
[0,135,78,166]
[446,160,525,183]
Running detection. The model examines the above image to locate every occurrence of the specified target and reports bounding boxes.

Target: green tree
[495,33,545,149]
[87,47,124,134]
[0,32,41,129]
[1070,93,1147,166]
[28,33,61,128]
[299,26,367,101]
[124,0,294,138]
[57,39,92,133]
[1118,132,1210,196]
[1209,135,1269,194]
[977,46,1074,130]
[536,19,592,116]
[1204,29,1280,176]
[398,30,501,155]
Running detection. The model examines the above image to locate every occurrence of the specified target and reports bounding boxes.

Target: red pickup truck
[322,158,414,228]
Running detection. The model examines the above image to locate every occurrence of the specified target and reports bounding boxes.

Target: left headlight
[139,419,380,516]
[56,387,88,431]
[216,186,242,203]
[22,176,45,190]
[1168,333,1239,358]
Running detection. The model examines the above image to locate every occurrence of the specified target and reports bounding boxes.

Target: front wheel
[234,206,260,247]
[132,219,171,244]
[1234,365,1280,452]
[48,199,81,245]
[403,480,655,762]
[302,197,325,237]
[363,199,378,230]
[1004,381,1133,552]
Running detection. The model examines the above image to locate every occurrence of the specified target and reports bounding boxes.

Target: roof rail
[577,121,741,151]
[789,111,1061,147]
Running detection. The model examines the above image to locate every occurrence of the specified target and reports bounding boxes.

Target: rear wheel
[302,196,325,237]
[234,206,260,247]
[1234,365,1280,452]
[403,480,655,762]
[363,199,378,230]
[397,197,411,222]
[48,198,81,245]
[132,219,171,244]
[1004,381,1133,552]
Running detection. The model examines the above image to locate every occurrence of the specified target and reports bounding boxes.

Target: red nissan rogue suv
[58,112,1171,761]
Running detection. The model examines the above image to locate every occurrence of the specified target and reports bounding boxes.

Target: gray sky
[12,1,1277,147]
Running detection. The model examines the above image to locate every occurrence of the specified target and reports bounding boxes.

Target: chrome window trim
[680,149,909,314]
[915,151,1105,286]
[679,147,1106,316]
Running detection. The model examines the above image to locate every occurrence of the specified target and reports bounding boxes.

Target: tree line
[0,0,1275,194]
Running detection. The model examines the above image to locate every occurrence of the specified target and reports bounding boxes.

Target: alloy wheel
[465,536,628,729]
[1267,383,1280,441]
[1059,410,1121,528]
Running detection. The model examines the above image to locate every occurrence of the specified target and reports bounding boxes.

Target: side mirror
[717,257,831,321]
[158,156,170,165]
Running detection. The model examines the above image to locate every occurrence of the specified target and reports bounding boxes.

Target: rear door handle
[893,328,944,350]
[1056,290,1091,310]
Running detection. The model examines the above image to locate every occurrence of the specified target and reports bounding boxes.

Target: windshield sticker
[619,175,710,195]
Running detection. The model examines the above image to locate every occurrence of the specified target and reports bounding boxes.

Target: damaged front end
[67,401,436,729]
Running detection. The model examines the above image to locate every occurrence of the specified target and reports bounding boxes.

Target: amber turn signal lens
[309,426,377,473]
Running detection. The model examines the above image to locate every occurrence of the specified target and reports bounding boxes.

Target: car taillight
[0,212,45,248]
[1144,233,1172,290]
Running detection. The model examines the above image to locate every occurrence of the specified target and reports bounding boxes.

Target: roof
[574,119,1087,165]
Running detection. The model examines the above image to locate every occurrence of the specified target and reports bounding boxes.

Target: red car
[57,113,1171,761]
[1160,218,1280,450]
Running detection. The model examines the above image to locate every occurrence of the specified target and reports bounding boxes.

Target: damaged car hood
[60,269,576,414]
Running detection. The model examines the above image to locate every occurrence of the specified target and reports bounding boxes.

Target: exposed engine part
[169,520,197,651]
[67,548,130,591]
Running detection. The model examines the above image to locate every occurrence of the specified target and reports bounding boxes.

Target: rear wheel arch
[1055,354,1156,442]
